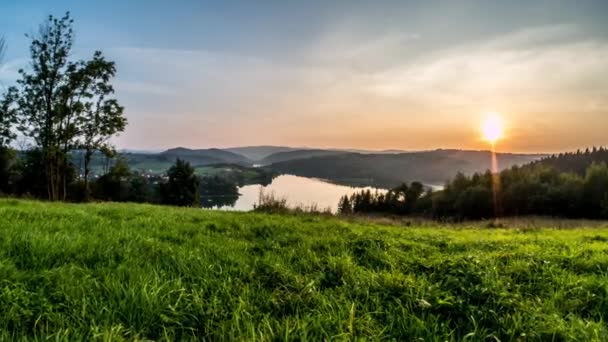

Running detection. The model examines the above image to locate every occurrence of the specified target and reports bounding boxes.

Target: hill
[108,148,253,174]
[161,147,252,165]
[267,149,542,188]
[528,147,608,175]
[222,146,412,162]
[222,146,302,161]
[0,199,606,340]
[193,163,275,186]
[260,149,348,165]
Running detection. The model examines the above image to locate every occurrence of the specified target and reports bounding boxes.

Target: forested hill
[266,149,542,188]
[527,147,608,175]
[223,146,300,161]
[78,148,255,175]
[259,149,347,165]
[160,148,251,165]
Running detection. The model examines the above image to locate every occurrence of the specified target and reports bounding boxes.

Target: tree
[16,13,76,200]
[337,195,352,215]
[0,87,18,146]
[75,51,127,200]
[405,181,424,212]
[127,173,151,203]
[0,87,19,193]
[160,159,200,207]
[14,12,126,201]
[454,185,493,220]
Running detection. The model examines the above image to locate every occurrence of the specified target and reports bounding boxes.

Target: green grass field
[0,199,607,340]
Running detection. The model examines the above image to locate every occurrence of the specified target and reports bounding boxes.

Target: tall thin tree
[74,51,127,200]
[16,13,75,200]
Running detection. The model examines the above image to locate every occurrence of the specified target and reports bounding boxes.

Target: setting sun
[481,113,504,144]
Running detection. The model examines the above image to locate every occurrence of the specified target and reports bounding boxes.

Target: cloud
[364,25,608,114]
[111,24,608,151]
[309,29,420,71]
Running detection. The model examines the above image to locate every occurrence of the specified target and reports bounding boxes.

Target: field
[0,199,607,340]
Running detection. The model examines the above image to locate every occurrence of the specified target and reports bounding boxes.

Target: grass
[0,199,607,340]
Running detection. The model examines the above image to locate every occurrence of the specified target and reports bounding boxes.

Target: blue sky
[1,0,607,152]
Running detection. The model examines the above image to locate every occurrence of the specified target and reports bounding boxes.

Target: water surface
[219,175,386,212]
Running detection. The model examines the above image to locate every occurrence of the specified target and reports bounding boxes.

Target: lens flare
[481,114,504,144]
[480,112,504,218]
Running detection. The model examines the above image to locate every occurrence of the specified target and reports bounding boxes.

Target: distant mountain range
[113,146,545,188]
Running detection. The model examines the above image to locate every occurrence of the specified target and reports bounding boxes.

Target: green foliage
[337,195,352,214]
[160,159,200,207]
[454,185,493,219]
[0,199,607,340]
[345,182,426,216]
[0,87,18,147]
[73,50,127,200]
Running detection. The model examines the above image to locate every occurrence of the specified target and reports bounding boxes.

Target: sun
[481,113,504,144]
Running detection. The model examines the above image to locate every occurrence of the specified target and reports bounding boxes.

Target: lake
[214,175,387,212]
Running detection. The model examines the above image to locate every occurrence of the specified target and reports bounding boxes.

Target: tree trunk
[84,149,92,201]
[62,144,70,201]
[46,149,57,201]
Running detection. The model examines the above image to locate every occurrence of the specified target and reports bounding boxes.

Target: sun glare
[481,113,504,144]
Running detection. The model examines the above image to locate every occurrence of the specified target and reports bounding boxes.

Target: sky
[0,0,607,153]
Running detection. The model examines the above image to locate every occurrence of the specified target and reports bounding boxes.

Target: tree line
[339,148,608,220]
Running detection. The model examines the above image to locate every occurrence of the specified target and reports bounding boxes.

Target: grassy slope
[0,199,607,340]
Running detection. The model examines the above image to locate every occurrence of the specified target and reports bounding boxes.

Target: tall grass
[0,198,607,340]
[253,188,332,214]
[253,188,289,213]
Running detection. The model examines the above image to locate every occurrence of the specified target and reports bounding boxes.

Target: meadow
[0,199,607,340]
